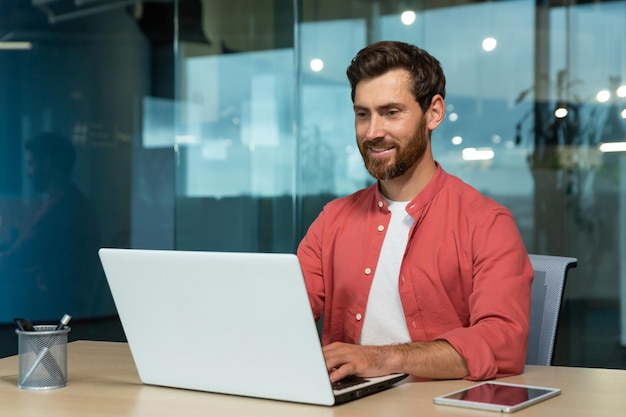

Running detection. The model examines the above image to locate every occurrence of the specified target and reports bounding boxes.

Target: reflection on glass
[0,133,107,321]
[180,49,295,198]
[174,48,297,252]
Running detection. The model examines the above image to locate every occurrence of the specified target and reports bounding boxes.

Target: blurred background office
[0,0,625,369]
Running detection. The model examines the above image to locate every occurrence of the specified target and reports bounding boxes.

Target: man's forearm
[323,340,469,382]
[384,340,469,379]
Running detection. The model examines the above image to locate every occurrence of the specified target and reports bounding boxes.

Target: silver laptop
[98,248,407,406]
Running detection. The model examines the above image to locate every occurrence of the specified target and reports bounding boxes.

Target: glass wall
[175,0,626,369]
[0,0,173,355]
[300,0,626,369]
[1,0,625,370]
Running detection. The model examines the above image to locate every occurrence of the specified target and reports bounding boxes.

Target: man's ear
[426,94,445,130]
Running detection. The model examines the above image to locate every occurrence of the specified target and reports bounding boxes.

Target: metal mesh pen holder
[16,325,70,390]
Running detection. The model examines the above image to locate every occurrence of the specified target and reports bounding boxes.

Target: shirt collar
[372,162,448,215]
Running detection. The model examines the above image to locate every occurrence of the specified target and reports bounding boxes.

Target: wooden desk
[0,341,624,416]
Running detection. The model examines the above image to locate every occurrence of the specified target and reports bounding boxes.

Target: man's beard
[358,117,429,181]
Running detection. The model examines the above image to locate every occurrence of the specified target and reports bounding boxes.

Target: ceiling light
[401,11,416,25]
[0,42,32,50]
[462,147,494,161]
[482,37,497,52]
[598,142,626,152]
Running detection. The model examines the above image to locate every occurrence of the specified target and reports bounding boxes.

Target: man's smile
[366,143,396,157]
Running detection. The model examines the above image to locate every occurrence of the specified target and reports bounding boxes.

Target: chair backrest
[525,254,577,366]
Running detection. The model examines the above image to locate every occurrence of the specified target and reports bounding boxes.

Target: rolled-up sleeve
[438,209,533,380]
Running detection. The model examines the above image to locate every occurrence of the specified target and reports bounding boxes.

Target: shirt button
[356,313,362,321]
[377,225,384,232]
[364,267,372,275]
[378,201,384,208]
[411,318,416,327]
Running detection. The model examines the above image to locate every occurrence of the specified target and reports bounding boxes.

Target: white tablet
[433,381,561,413]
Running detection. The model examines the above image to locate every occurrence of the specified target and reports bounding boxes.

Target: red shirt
[297,165,533,380]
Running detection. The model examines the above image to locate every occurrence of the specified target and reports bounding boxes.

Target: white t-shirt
[358,199,414,346]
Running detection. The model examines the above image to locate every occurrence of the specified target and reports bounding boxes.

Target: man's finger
[329,364,352,383]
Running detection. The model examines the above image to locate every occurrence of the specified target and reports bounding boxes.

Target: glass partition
[174,48,296,252]
[0,1,149,355]
[1,0,625,371]
[294,0,626,369]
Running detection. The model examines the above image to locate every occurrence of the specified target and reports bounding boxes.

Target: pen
[55,314,72,331]
[20,347,50,385]
[14,318,35,332]
[14,318,26,332]
[24,320,35,331]
[21,345,65,385]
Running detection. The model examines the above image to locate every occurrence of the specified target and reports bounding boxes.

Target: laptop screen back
[99,248,336,405]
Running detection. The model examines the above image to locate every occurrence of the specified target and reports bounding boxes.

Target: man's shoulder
[323,185,376,212]
[440,172,511,214]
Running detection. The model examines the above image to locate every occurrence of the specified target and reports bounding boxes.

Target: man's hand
[322,340,469,382]
[323,342,391,383]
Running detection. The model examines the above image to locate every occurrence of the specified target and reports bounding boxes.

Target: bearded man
[297,41,533,383]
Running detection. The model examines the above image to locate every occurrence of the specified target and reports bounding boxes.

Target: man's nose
[365,114,385,140]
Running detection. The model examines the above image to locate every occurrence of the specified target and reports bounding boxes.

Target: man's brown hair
[346,40,446,112]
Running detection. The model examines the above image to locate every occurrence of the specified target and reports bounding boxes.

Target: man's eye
[355,112,368,119]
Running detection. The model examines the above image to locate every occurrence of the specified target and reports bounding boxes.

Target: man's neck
[378,158,437,202]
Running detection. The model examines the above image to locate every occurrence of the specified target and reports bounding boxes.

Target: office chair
[525,254,578,366]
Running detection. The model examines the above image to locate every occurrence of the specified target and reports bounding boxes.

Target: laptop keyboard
[332,375,370,390]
